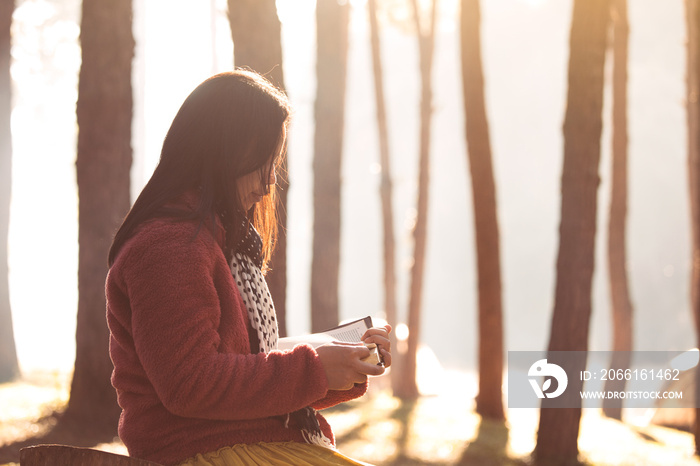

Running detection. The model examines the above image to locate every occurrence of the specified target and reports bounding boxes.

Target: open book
[277,316,383,365]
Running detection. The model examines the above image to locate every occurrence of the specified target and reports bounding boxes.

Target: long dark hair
[108,69,290,269]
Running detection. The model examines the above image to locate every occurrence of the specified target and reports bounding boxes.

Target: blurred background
[2,0,699,464]
[7,0,690,373]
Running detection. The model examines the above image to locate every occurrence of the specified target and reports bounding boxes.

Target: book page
[277,316,373,351]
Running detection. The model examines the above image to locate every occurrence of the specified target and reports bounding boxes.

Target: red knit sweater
[106,195,366,465]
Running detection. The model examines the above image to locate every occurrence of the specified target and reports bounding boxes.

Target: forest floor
[1,367,700,466]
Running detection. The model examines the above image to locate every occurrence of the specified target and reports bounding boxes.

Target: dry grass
[1,368,700,466]
[0,371,69,446]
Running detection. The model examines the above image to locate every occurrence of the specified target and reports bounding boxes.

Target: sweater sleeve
[311,382,368,411]
[113,221,329,421]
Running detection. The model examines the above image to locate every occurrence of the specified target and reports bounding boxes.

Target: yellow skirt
[178,442,374,466]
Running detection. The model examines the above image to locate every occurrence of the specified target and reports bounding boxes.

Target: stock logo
[528,359,568,399]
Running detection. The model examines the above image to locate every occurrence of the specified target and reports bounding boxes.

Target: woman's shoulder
[136,215,207,244]
[110,189,228,276]
[114,215,224,273]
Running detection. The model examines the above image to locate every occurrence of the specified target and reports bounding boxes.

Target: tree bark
[228,0,288,336]
[602,0,633,421]
[685,0,700,455]
[62,0,133,432]
[310,0,350,333]
[0,0,19,384]
[535,0,610,463]
[367,0,398,388]
[460,0,505,421]
[394,0,438,400]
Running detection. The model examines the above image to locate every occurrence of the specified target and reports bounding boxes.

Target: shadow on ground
[333,396,531,466]
[454,417,529,466]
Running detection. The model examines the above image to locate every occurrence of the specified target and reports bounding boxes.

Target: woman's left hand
[361,324,392,368]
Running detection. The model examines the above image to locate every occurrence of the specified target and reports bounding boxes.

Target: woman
[106,70,392,466]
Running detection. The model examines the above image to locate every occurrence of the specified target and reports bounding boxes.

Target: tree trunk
[0,0,19,384]
[460,0,505,421]
[210,0,218,75]
[228,0,288,336]
[62,0,133,433]
[310,0,350,333]
[685,0,700,455]
[367,0,398,389]
[535,0,610,463]
[602,0,632,421]
[393,0,438,400]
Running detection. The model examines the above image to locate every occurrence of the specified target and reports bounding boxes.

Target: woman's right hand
[315,342,386,391]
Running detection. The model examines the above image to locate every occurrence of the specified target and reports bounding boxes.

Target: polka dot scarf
[230,220,278,353]
[229,220,332,448]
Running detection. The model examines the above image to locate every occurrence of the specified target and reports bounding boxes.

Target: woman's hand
[361,324,392,369]
[316,342,386,391]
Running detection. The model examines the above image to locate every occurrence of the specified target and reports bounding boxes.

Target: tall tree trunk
[62,0,133,433]
[228,0,288,336]
[310,0,350,333]
[0,0,19,384]
[534,0,610,463]
[367,0,398,388]
[602,0,632,421]
[685,0,700,455]
[210,0,218,75]
[460,0,505,421]
[394,0,438,400]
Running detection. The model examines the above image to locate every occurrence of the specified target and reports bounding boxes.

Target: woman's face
[236,125,286,211]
